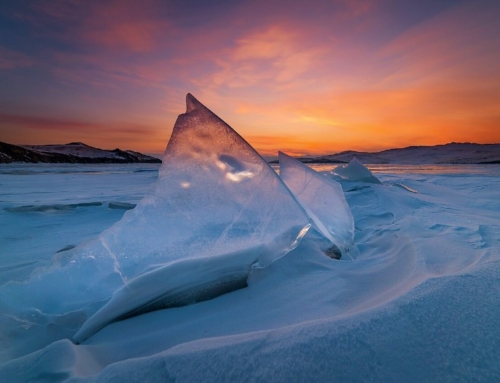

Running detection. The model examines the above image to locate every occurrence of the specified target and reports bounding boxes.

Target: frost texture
[279,152,354,257]
[334,158,381,184]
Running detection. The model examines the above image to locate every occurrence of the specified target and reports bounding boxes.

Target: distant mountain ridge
[0,141,162,164]
[292,143,500,165]
[2,141,499,165]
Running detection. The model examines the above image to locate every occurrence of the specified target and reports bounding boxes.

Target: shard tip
[186,93,203,113]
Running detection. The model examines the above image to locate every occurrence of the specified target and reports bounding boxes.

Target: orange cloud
[198,24,326,91]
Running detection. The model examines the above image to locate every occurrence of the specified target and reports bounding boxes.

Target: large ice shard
[72,94,311,342]
[279,152,354,258]
[333,158,381,184]
[100,94,310,278]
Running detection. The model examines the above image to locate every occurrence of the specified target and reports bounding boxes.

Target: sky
[0,0,499,157]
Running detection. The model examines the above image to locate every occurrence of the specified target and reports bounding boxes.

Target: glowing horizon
[1,1,499,157]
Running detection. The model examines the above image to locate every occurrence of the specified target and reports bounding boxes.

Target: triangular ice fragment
[279,152,354,258]
[100,93,311,279]
[333,157,381,184]
[73,94,312,342]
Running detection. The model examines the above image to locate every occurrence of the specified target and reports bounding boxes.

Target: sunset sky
[0,0,499,157]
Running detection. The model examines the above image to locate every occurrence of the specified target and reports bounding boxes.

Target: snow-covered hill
[0,141,161,163]
[306,143,500,164]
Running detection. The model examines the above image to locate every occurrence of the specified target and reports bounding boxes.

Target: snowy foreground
[1,98,500,382]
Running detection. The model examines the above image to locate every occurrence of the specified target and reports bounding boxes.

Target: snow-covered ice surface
[1,165,500,382]
[0,163,158,285]
[1,101,500,381]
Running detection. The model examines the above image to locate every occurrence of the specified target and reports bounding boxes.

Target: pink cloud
[33,0,174,53]
[375,1,500,87]
[80,1,173,53]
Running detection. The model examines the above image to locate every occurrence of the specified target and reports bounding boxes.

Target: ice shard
[333,158,381,184]
[72,94,311,342]
[99,94,310,279]
[279,152,354,258]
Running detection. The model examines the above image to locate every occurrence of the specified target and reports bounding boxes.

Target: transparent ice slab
[279,152,354,258]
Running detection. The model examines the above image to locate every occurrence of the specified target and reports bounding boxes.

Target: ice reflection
[226,170,255,182]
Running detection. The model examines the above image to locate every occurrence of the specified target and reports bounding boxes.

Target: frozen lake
[1,162,500,382]
[3,162,497,284]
